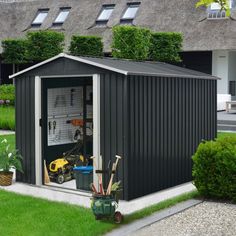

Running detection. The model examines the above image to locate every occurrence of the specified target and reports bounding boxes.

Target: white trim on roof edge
[9,53,128,79]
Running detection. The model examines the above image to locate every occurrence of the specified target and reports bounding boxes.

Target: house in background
[0,0,236,109]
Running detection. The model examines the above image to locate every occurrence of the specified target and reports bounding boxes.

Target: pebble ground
[131,202,236,236]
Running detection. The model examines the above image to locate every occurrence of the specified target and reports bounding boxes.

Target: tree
[196,0,230,16]
[149,32,183,63]
[26,30,64,62]
[69,35,103,57]
[111,25,151,60]
[2,39,28,73]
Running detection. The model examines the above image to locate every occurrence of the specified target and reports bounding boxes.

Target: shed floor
[0,181,195,215]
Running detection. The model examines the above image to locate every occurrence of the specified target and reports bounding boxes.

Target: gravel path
[131,202,236,236]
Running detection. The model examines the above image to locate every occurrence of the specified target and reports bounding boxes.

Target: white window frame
[32,9,49,26]
[121,2,140,20]
[96,5,115,22]
[53,7,71,25]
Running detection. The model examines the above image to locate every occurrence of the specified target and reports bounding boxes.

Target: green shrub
[192,137,236,201]
[149,32,183,63]
[0,85,15,105]
[2,39,28,64]
[111,25,151,60]
[27,30,64,61]
[69,35,103,57]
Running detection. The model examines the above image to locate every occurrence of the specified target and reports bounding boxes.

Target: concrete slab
[218,111,236,121]
[106,199,202,236]
[0,130,15,136]
[117,182,196,215]
[0,181,196,215]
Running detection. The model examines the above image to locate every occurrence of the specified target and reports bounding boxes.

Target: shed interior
[42,77,93,190]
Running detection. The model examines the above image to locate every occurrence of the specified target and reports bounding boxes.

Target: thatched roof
[1,0,236,53]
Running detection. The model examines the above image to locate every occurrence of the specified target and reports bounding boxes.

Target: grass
[217,132,236,138]
[0,134,15,152]
[0,190,199,236]
[123,191,200,224]
[0,106,15,130]
[0,132,235,235]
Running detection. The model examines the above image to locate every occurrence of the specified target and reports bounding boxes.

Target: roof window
[53,8,71,25]
[32,9,49,26]
[121,2,140,23]
[96,5,115,23]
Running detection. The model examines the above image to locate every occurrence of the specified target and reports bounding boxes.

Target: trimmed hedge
[112,25,151,60]
[149,32,183,63]
[2,39,28,64]
[69,35,103,57]
[192,137,236,202]
[0,84,15,105]
[27,30,65,61]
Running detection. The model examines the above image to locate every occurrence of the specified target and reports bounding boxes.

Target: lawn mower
[48,140,85,184]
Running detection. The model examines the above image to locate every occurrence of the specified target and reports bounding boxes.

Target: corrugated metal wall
[15,76,36,184]
[127,76,217,200]
[100,73,129,200]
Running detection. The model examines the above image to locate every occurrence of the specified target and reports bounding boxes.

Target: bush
[111,25,151,60]
[27,30,64,61]
[0,85,15,105]
[69,35,103,57]
[149,32,183,63]
[192,137,236,201]
[2,39,28,64]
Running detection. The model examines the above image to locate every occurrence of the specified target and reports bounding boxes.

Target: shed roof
[9,53,218,80]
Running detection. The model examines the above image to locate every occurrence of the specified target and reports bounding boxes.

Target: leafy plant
[192,136,236,201]
[26,30,64,61]
[196,0,230,16]
[0,139,23,173]
[112,25,151,60]
[69,35,103,57]
[149,32,183,63]
[0,84,15,105]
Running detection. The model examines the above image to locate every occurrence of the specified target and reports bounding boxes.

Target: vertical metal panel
[16,76,36,184]
[126,75,217,200]
[100,73,128,200]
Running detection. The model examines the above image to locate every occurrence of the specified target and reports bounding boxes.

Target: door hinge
[39,118,42,127]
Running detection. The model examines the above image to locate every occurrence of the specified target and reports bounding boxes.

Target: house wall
[212,50,229,94]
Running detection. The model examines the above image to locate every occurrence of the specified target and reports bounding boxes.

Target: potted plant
[0,139,23,186]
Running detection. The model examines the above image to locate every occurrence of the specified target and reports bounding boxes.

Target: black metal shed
[10,53,217,200]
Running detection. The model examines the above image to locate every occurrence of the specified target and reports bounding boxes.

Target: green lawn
[217,132,236,138]
[0,106,15,130]
[0,132,235,235]
[0,134,15,152]
[0,190,199,236]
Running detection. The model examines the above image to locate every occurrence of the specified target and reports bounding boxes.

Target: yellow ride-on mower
[48,140,85,184]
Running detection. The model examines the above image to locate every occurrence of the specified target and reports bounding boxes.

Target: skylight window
[121,3,140,20]
[53,8,71,25]
[97,5,115,22]
[32,9,49,26]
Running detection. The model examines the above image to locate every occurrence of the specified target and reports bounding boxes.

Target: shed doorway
[41,77,93,191]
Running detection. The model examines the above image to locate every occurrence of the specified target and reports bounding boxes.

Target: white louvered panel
[47,86,84,146]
